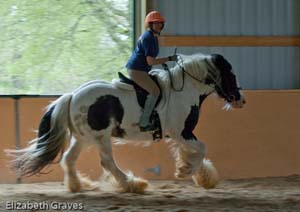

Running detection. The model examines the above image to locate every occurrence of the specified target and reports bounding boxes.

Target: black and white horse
[6,53,245,193]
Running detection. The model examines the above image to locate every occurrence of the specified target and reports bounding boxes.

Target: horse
[6,53,246,193]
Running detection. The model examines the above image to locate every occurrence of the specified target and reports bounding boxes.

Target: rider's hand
[168,55,178,62]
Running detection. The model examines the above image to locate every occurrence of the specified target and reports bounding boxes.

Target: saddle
[117,72,162,140]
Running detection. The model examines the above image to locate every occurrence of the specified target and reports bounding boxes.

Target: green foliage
[0,0,132,94]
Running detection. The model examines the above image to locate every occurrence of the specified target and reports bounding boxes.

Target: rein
[162,56,220,92]
[162,61,184,92]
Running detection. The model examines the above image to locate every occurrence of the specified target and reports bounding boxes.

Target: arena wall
[1,90,299,183]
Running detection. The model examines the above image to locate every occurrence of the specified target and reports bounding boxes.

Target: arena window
[0,0,133,95]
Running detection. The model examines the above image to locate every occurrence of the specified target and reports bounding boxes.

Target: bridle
[163,55,241,102]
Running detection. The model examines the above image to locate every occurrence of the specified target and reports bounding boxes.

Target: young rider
[126,11,177,132]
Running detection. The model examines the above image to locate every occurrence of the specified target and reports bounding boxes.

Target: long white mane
[149,53,213,91]
[174,53,211,80]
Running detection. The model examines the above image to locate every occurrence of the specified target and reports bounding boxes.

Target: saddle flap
[112,73,134,91]
[117,72,162,109]
[118,72,134,85]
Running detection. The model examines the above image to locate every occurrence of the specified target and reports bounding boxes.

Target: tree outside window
[0,0,132,94]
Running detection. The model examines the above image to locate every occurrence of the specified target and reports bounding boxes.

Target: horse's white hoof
[192,159,219,189]
[192,174,218,189]
[174,164,192,179]
[80,175,100,191]
[124,178,149,194]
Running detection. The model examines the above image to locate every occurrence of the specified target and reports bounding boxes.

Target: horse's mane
[174,53,210,77]
[165,53,211,90]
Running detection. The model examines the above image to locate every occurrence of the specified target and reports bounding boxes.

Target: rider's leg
[128,69,160,131]
[139,95,158,130]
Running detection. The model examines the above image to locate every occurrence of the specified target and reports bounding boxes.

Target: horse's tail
[6,93,73,177]
[192,159,219,189]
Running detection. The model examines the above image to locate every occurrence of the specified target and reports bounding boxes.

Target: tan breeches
[127,69,160,97]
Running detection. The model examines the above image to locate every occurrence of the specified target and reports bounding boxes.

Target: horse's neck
[170,60,207,85]
[173,58,208,79]
[170,62,214,96]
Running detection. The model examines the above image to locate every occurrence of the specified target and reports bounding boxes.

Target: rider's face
[152,22,164,33]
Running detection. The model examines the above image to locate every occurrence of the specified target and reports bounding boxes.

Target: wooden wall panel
[159,36,300,47]
[1,91,300,183]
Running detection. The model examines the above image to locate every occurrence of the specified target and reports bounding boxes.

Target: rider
[126,11,177,132]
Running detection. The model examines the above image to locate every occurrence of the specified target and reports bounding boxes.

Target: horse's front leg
[173,133,219,189]
[173,134,205,179]
[96,135,148,193]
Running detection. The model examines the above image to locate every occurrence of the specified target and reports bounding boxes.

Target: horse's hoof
[68,180,81,193]
[192,159,219,189]
[126,178,149,194]
[80,177,100,191]
[134,178,148,193]
[175,165,191,179]
[175,172,187,179]
[192,174,217,189]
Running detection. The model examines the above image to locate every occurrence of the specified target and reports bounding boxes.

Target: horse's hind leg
[97,136,148,193]
[60,137,82,192]
[60,137,95,192]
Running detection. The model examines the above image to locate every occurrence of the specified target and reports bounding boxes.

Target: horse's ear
[211,54,232,72]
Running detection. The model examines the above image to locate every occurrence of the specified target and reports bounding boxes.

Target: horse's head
[208,54,246,108]
[171,53,245,108]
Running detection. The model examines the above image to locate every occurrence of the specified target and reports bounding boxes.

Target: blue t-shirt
[126,30,159,72]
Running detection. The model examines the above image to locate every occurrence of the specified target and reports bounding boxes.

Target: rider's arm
[146,56,170,66]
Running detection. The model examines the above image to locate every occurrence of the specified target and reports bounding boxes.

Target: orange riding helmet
[145,11,165,28]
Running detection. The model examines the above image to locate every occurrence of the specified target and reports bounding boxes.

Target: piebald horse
[6,53,245,193]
